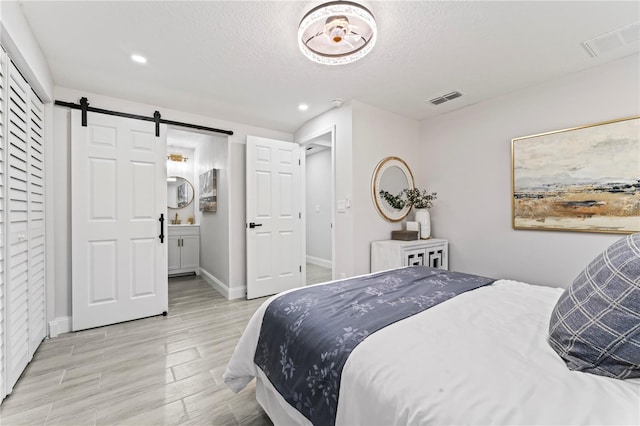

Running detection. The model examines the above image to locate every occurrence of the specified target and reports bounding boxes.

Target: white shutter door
[28,92,45,352]
[6,60,31,391]
[0,47,6,401]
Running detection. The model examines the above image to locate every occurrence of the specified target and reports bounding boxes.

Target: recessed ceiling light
[298,104,309,111]
[131,54,147,64]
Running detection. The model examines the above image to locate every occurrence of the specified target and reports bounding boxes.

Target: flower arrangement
[403,188,437,209]
[379,188,437,210]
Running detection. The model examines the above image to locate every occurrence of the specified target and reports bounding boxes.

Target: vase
[414,208,431,239]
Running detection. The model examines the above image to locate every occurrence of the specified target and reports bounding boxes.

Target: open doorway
[299,128,335,285]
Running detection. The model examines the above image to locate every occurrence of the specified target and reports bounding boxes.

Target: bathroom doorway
[299,127,335,285]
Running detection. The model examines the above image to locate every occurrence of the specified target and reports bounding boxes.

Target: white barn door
[246,136,302,299]
[71,110,167,331]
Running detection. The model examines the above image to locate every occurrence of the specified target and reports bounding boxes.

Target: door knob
[249,222,263,229]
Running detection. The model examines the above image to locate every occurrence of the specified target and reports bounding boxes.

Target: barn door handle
[159,214,165,243]
[249,222,262,229]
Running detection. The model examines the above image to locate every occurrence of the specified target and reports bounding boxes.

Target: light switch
[315,204,321,213]
[337,200,346,212]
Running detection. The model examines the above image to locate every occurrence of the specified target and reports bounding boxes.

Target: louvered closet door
[4,60,46,392]
[0,47,6,401]
[28,92,45,353]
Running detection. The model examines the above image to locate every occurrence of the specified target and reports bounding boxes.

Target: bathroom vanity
[168,225,200,276]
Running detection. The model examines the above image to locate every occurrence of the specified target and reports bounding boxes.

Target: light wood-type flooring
[305,263,332,286]
[0,275,273,426]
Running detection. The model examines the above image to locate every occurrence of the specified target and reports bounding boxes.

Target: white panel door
[246,136,302,299]
[71,110,168,331]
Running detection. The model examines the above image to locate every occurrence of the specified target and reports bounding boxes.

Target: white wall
[295,105,353,278]
[166,145,196,221]
[295,101,422,277]
[305,149,332,264]
[419,54,640,289]
[194,133,231,292]
[351,101,421,275]
[0,1,53,102]
[51,86,292,320]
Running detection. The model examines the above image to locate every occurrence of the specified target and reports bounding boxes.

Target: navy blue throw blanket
[254,266,495,426]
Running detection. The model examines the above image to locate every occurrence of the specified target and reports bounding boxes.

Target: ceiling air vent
[582,22,640,57]
[428,91,463,106]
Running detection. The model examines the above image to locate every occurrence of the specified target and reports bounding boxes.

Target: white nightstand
[371,239,448,273]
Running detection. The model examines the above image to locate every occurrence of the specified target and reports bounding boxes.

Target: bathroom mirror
[372,157,414,222]
[167,176,194,209]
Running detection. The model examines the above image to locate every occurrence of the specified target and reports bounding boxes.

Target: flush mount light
[131,54,147,64]
[298,1,377,66]
[298,103,309,111]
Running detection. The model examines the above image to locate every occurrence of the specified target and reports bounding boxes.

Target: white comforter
[224,279,640,425]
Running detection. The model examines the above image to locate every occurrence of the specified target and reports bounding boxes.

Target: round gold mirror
[372,157,414,222]
[167,176,194,209]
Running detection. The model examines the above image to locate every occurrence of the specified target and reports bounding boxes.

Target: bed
[224,236,640,425]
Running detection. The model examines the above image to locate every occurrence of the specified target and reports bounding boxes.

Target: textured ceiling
[18,1,640,133]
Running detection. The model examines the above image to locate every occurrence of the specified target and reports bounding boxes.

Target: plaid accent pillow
[548,233,640,379]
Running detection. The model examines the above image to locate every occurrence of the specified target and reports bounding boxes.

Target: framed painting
[512,115,640,234]
[177,181,188,208]
[199,168,217,212]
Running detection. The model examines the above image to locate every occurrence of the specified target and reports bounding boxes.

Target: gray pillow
[548,233,640,379]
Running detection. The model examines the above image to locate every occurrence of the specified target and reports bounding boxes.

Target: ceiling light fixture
[131,54,147,64]
[298,1,377,66]
[298,103,309,111]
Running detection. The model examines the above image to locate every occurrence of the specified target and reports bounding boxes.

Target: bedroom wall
[0,1,53,101]
[419,53,640,289]
[351,101,421,275]
[295,104,354,278]
[305,148,332,265]
[295,101,421,277]
[51,86,292,324]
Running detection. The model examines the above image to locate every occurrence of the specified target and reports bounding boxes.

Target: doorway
[299,127,335,285]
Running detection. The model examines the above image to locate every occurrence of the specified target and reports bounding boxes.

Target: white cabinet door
[180,234,200,269]
[246,136,303,299]
[71,110,168,331]
[168,234,181,272]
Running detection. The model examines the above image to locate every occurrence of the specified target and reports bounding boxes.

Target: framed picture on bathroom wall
[199,168,217,212]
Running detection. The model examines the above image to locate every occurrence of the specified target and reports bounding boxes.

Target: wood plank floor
[0,275,273,426]
[306,263,332,286]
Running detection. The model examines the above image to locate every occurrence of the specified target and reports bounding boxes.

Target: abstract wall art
[512,116,639,234]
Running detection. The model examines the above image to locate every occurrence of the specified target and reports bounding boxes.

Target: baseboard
[48,316,71,338]
[306,255,332,269]
[199,267,246,300]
